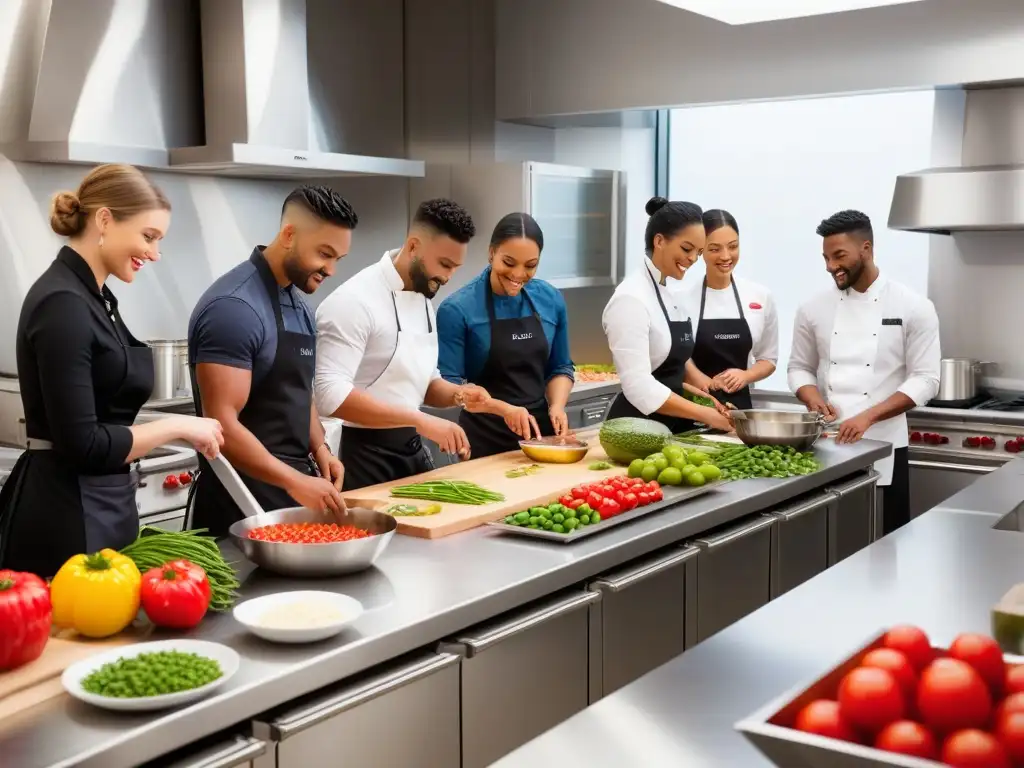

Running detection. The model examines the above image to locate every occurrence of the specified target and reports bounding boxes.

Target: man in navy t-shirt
[187,185,356,535]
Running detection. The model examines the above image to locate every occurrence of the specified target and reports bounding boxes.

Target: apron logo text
[714,333,742,340]
[300,348,313,356]
[512,333,533,341]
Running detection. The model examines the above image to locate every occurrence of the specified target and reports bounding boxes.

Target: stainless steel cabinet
[691,515,776,643]
[587,545,698,700]
[161,736,267,768]
[441,590,599,768]
[766,492,836,598]
[909,453,1005,519]
[251,653,460,768]
[826,471,880,564]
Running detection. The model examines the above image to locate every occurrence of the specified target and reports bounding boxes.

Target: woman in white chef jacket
[683,209,779,411]
[788,210,940,536]
[602,197,734,434]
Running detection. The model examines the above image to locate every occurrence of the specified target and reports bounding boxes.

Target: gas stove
[929,391,1024,412]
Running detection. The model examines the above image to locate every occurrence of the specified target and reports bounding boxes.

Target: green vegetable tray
[485,481,726,544]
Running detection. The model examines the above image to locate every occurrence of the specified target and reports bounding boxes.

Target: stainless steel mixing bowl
[228,506,397,578]
[730,409,826,450]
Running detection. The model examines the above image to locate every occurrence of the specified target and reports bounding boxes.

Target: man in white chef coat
[788,210,940,535]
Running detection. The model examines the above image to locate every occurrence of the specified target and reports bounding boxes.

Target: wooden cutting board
[350,430,631,538]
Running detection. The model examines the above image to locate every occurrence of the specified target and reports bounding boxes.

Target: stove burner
[974,396,1024,412]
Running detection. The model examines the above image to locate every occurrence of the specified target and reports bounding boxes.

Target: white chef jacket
[683,276,779,367]
[787,274,940,485]
[314,251,441,419]
[602,258,693,416]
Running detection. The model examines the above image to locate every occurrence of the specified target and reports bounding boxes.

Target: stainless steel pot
[936,358,990,403]
[730,409,826,451]
[149,340,191,401]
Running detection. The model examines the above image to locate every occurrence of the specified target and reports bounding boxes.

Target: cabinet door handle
[267,653,460,740]
[692,515,776,551]
[829,470,879,497]
[167,737,266,768]
[591,545,699,592]
[769,492,837,521]
[908,459,999,475]
[452,591,600,655]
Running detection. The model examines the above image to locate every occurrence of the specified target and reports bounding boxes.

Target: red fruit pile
[791,625,1024,767]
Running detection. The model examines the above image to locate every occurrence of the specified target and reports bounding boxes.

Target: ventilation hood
[889,86,1024,234]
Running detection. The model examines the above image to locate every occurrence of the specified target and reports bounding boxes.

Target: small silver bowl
[730,409,826,451]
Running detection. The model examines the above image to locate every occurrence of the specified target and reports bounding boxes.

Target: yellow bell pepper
[50,549,141,638]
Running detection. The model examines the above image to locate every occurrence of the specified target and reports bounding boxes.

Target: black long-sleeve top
[17,247,153,474]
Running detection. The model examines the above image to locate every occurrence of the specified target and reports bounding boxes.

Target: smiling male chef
[788,210,940,536]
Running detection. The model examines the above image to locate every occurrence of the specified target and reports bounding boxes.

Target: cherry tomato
[566,498,585,511]
[571,486,588,500]
[637,491,651,506]
[587,491,604,509]
[628,477,645,487]
[646,480,661,491]
[882,625,933,671]
[995,710,1024,763]
[559,494,575,507]
[917,658,992,733]
[837,667,905,733]
[949,633,1006,694]
[178,472,192,485]
[610,478,628,490]
[248,522,372,543]
[613,489,626,504]
[941,729,1010,768]
[874,721,938,760]
[1006,665,1024,696]
[793,700,859,742]
[996,692,1024,722]
[599,484,616,496]
[621,492,638,511]
[862,648,918,700]
[600,497,621,517]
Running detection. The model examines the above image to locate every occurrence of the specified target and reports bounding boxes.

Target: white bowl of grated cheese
[233,591,364,643]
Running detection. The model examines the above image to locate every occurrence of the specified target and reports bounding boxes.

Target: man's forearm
[423,378,461,408]
[862,392,916,425]
[219,418,302,490]
[309,401,327,451]
[333,389,425,429]
[795,384,826,406]
[546,375,573,411]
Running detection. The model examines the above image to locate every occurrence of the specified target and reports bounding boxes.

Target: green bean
[390,480,505,505]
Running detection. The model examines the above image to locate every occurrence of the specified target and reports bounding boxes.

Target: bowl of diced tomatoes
[559,476,665,520]
[737,626,1024,767]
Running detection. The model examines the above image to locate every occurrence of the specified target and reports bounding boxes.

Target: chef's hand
[706,392,733,418]
[499,404,541,441]
[836,413,873,445]
[416,413,471,459]
[287,472,346,515]
[699,406,734,434]
[712,368,749,394]
[690,370,714,393]
[313,443,344,491]
[172,416,225,460]
[549,406,570,436]
[804,397,838,423]
[458,384,491,411]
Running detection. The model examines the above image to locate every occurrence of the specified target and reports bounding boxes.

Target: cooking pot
[936,358,991,403]
[148,340,191,401]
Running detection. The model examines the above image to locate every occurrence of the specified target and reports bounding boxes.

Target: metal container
[519,439,590,464]
[730,410,825,451]
[149,339,191,401]
[936,357,989,403]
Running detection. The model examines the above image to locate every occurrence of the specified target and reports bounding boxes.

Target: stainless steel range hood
[168,0,423,179]
[889,86,1024,234]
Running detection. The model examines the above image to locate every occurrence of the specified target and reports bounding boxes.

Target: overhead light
[654,0,928,25]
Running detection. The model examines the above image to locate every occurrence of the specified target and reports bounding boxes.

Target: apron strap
[390,293,434,334]
[484,270,541,324]
[646,263,677,329]
[252,249,287,333]
[699,277,747,323]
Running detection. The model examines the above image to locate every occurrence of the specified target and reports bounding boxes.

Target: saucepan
[729,410,827,451]
[935,358,993,403]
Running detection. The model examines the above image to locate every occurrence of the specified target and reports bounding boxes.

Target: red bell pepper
[0,570,52,671]
[140,559,212,629]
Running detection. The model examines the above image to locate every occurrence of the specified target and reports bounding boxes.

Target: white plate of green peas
[62,639,240,712]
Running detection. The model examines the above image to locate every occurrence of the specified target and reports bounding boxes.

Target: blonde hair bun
[50,191,84,236]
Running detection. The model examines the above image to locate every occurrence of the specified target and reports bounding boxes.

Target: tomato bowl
[227,504,397,578]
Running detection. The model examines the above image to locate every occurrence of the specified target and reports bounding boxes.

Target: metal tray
[484,481,725,543]
[736,630,1024,768]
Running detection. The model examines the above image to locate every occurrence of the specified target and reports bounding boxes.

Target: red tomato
[917,658,992,733]
[647,484,664,502]
[862,648,918,700]
[587,491,604,509]
[793,700,859,742]
[995,710,1024,763]
[178,472,192,485]
[621,492,638,511]
[1005,665,1024,696]
[941,729,1010,768]
[566,498,585,510]
[882,625,934,671]
[0,570,52,671]
[559,494,575,508]
[949,633,1006,693]
[610,478,628,490]
[600,497,622,517]
[599,484,616,496]
[570,486,588,500]
[874,721,939,760]
[613,489,626,504]
[628,477,645,487]
[996,692,1024,722]
[163,474,180,490]
[837,667,905,733]
[646,480,661,491]
[140,559,211,629]
[637,491,652,506]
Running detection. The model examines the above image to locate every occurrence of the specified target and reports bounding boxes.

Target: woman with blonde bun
[0,163,224,577]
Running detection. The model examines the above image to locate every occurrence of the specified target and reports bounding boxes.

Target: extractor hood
[889,86,1024,234]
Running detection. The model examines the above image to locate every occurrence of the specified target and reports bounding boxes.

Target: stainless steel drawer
[826,471,879,564]
[765,492,835,598]
[160,736,267,768]
[909,456,1003,519]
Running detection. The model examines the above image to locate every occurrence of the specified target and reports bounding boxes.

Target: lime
[579,514,591,525]
[553,513,565,524]
[670,457,689,472]
[563,506,578,520]
[651,456,669,471]
[641,463,660,482]
[657,466,683,486]
[628,459,646,478]
[685,470,706,487]
[590,511,602,523]
[662,444,684,461]
[646,452,666,463]
[698,464,722,481]
[564,518,579,531]
[688,451,711,466]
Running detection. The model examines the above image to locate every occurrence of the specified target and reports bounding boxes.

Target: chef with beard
[788,209,940,536]
[315,199,490,490]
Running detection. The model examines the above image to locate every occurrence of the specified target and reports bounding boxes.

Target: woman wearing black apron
[0,164,223,577]
[685,210,779,410]
[436,213,575,458]
[602,197,733,435]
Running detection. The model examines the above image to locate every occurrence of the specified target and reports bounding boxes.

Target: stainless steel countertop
[495,457,1024,766]
[0,440,887,768]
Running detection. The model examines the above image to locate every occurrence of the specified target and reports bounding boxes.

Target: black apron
[606,267,696,434]
[189,251,317,537]
[458,283,555,458]
[691,278,755,411]
[340,295,436,491]
[0,304,153,578]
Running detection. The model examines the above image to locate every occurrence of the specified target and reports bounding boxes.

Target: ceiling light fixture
[654,0,928,25]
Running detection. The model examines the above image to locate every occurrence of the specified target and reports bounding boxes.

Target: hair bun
[50,191,84,237]
[645,196,669,216]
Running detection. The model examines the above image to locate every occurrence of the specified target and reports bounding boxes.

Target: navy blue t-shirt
[188,248,315,387]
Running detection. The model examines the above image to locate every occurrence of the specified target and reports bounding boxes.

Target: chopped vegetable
[80,650,222,698]
[711,444,821,479]
[0,570,52,671]
[248,523,371,543]
[390,480,504,505]
[386,503,442,516]
[506,464,543,479]
[121,527,240,613]
[140,560,211,629]
[683,390,715,408]
[587,461,613,471]
[51,549,141,638]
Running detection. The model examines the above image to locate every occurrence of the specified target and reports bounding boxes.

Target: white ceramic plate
[233,590,363,644]
[62,639,239,712]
